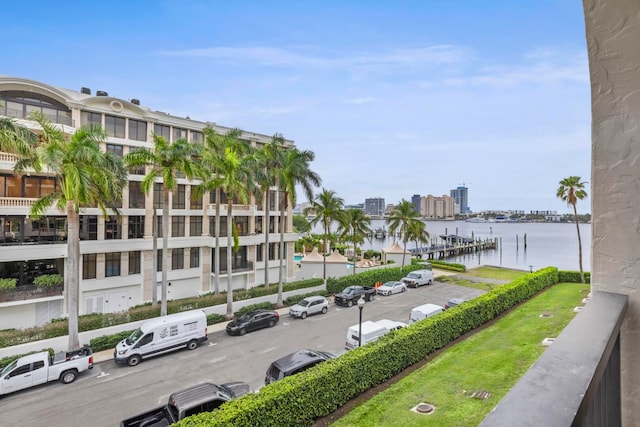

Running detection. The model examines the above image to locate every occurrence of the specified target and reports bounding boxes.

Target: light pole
[357,296,365,347]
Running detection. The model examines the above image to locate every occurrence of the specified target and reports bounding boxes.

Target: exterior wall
[584,0,640,424]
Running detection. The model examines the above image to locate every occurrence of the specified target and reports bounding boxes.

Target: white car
[376,281,407,296]
[289,295,329,319]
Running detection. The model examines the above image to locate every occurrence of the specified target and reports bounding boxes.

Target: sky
[2,0,591,214]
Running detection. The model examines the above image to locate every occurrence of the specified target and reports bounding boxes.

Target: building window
[211,216,228,237]
[23,176,56,198]
[190,216,202,236]
[154,183,163,208]
[189,247,199,268]
[105,115,126,138]
[173,127,187,142]
[172,184,186,209]
[105,252,121,277]
[81,111,101,127]
[172,216,185,237]
[79,216,98,240]
[106,143,123,158]
[235,216,248,236]
[255,216,263,234]
[128,119,147,141]
[157,249,163,271]
[155,216,163,238]
[269,243,277,261]
[190,189,202,209]
[191,130,203,143]
[129,181,145,208]
[172,248,184,270]
[129,251,141,274]
[154,124,170,141]
[256,244,263,262]
[105,218,121,240]
[128,216,144,239]
[83,253,97,279]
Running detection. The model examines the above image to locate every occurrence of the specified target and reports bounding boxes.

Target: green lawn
[464,266,529,281]
[330,282,587,427]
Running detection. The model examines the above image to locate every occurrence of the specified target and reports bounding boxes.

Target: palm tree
[0,117,38,156]
[305,189,344,286]
[386,200,422,268]
[125,136,199,316]
[557,176,588,283]
[255,135,285,288]
[406,219,430,257]
[277,147,321,304]
[338,208,372,274]
[14,113,126,350]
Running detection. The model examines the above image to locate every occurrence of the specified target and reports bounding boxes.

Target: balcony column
[584,0,640,424]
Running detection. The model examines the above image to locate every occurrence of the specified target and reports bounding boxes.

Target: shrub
[428,260,466,272]
[0,278,17,292]
[283,291,331,306]
[363,250,381,260]
[234,302,276,318]
[90,331,133,352]
[326,264,423,294]
[207,313,227,325]
[558,270,591,283]
[33,274,63,288]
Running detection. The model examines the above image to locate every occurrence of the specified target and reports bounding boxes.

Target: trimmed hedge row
[558,270,590,284]
[177,267,560,427]
[326,264,423,294]
[427,259,467,272]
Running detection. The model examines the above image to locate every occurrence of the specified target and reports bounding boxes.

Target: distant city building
[345,203,364,211]
[294,202,312,214]
[364,198,385,216]
[385,204,396,215]
[450,185,471,214]
[411,194,421,214]
[421,194,455,219]
[529,210,557,216]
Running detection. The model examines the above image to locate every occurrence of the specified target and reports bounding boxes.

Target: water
[312,219,591,272]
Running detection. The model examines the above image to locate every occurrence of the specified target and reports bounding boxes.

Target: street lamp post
[357,296,365,347]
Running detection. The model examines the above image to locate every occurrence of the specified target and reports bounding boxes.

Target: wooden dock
[408,237,498,260]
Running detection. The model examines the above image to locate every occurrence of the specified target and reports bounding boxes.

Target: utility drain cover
[541,337,556,346]
[411,403,435,414]
[471,390,491,400]
[539,313,553,318]
[573,306,584,313]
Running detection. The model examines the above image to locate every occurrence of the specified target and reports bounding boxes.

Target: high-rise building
[411,194,421,214]
[0,75,297,329]
[450,185,471,214]
[364,198,385,216]
[421,195,456,219]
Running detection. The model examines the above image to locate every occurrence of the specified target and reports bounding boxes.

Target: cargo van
[114,310,208,366]
[345,319,407,350]
[409,303,445,324]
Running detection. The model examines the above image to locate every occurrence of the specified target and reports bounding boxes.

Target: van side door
[2,363,34,394]
[133,332,155,355]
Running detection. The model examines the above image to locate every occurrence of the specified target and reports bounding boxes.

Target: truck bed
[119,406,174,427]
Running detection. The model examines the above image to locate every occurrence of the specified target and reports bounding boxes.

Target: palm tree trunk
[352,229,357,275]
[264,189,270,287]
[574,204,585,284]
[226,200,234,318]
[401,239,407,268]
[214,188,221,294]
[323,224,328,286]
[66,201,80,350]
[277,193,286,306]
[151,208,158,307]
[161,189,170,316]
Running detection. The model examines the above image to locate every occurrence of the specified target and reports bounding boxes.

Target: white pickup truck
[0,347,93,396]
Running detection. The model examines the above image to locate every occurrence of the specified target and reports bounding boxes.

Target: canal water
[313,219,591,272]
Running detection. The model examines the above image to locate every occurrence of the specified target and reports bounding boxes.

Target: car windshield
[407,273,419,279]
[125,328,144,345]
[343,287,355,294]
[238,313,253,323]
[216,384,235,400]
[1,359,17,377]
[298,299,310,307]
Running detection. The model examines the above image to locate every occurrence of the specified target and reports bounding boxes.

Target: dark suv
[265,349,335,385]
[226,309,279,336]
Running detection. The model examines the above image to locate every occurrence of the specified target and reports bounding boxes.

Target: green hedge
[33,274,63,288]
[428,259,467,272]
[326,264,423,294]
[235,302,276,317]
[0,278,17,291]
[558,270,590,284]
[283,291,330,306]
[176,267,560,427]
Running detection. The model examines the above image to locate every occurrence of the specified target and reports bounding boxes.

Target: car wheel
[321,306,328,314]
[428,280,433,286]
[301,312,307,319]
[402,287,406,293]
[128,355,142,367]
[187,339,198,350]
[366,293,373,302]
[268,320,276,327]
[347,299,353,307]
[239,327,247,336]
[60,369,77,384]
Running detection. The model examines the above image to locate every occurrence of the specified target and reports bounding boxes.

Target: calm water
[314,219,591,272]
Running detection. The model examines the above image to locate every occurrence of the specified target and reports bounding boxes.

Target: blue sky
[3,1,591,213]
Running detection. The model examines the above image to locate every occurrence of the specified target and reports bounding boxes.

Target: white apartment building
[0,75,297,329]
[420,194,455,219]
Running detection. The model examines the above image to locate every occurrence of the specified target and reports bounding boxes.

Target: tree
[125,136,199,316]
[406,219,430,253]
[277,148,321,304]
[386,200,422,268]
[338,208,372,274]
[292,214,311,233]
[557,176,588,283]
[255,135,285,288]
[14,113,126,350]
[305,189,344,286]
[0,117,37,156]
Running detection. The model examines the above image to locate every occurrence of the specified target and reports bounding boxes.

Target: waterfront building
[411,194,421,214]
[450,184,471,214]
[364,197,385,216]
[420,194,455,219]
[0,75,296,329]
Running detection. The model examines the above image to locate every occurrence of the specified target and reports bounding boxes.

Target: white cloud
[345,97,375,105]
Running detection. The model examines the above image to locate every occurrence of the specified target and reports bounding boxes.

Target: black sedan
[226,309,280,336]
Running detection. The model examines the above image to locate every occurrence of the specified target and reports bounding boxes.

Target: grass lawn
[330,282,587,427]
[463,266,529,281]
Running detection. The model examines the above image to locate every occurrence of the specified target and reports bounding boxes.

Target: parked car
[120,381,253,427]
[376,281,407,296]
[226,309,279,336]
[445,297,467,309]
[265,349,336,385]
[289,295,329,319]
[409,303,445,324]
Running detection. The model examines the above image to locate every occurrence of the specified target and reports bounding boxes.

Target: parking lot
[0,279,485,427]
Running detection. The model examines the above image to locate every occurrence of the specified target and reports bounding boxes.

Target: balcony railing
[0,285,63,303]
[219,260,254,275]
[480,290,628,426]
[0,197,38,208]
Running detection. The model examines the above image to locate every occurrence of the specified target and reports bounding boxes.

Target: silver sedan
[376,281,407,296]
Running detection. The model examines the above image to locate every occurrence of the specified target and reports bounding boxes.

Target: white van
[409,303,445,324]
[345,319,408,350]
[114,310,208,366]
